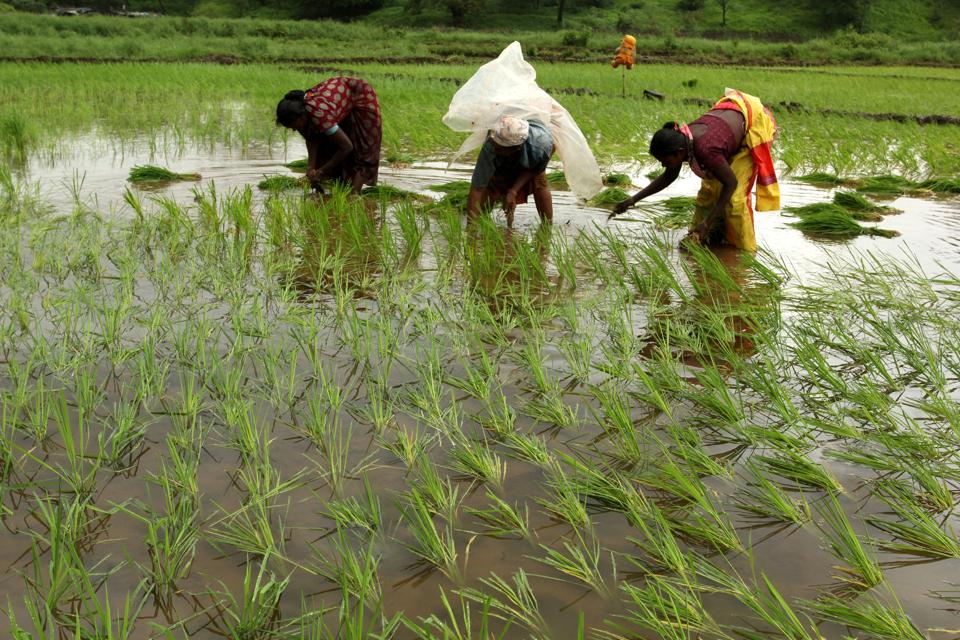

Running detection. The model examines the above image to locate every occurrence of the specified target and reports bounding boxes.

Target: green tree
[716,0,729,27]
[809,0,871,31]
[406,0,485,26]
[301,0,384,18]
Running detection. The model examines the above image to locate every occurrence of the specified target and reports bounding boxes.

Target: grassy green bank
[2,12,960,66]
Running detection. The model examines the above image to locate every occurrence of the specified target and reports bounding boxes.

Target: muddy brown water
[4,142,960,638]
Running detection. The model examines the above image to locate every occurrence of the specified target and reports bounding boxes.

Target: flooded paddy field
[1,61,960,639]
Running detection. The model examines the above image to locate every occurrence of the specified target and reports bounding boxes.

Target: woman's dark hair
[276,90,307,127]
[648,121,686,159]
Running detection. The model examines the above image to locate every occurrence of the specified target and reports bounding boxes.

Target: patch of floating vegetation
[257,175,302,191]
[127,165,201,183]
[786,203,898,238]
[589,187,631,208]
[284,158,308,171]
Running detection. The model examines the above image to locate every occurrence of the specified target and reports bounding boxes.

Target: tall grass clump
[0,108,34,163]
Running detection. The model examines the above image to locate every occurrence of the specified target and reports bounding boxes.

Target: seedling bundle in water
[257,175,302,191]
[589,187,630,207]
[428,180,471,209]
[786,202,898,238]
[128,165,200,183]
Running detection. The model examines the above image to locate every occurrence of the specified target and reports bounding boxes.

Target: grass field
[1,11,960,65]
[3,59,960,178]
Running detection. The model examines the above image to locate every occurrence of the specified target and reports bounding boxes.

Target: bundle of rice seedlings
[786,203,897,239]
[428,180,472,209]
[603,173,632,186]
[833,191,883,211]
[855,174,916,196]
[257,175,302,191]
[361,185,424,201]
[589,187,631,208]
[918,178,960,194]
[284,158,308,171]
[385,150,415,166]
[546,171,567,185]
[652,196,696,229]
[128,165,201,183]
[795,172,851,186]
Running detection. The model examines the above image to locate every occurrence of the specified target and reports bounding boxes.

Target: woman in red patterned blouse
[276,77,383,194]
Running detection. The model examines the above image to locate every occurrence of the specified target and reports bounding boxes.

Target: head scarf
[490,116,530,147]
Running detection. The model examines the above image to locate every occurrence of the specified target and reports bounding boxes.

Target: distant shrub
[191,1,236,19]
[676,0,705,11]
[10,0,45,12]
[0,3,15,14]
[560,30,589,46]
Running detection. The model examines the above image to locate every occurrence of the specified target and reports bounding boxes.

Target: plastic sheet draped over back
[442,42,603,201]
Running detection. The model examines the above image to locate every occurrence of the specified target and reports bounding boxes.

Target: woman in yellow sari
[613,89,779,251]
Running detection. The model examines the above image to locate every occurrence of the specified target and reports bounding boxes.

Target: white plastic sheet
[442,42,603,201]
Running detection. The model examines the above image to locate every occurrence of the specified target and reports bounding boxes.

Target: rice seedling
[460,569,551,638]
[522,391,579,430]
[284,158,309,171]
[546,171,567,185]
[120,492,199,609]
[815,494,884,591]
[320,475,383,539]
[404,588,511,639]
[756,450,844,493]
[626,506,696,583]
[734,462,811,526]
[866,483,960,559]
[206,552,290,640]
[803,592,925,640]
[531,531,614,598]
[693,560,821,640]
[257,174,302,191]
[127,165,201,183]
[312,527,383,606]
[466,489,532,540]
[449,436,507,490]
[397,489,462,581]
[604,574,728,640]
